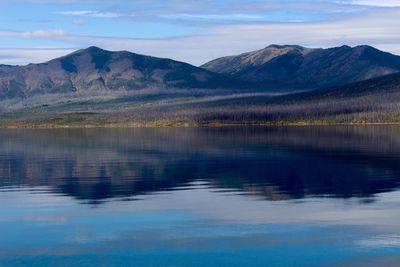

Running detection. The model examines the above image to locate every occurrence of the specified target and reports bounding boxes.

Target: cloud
[21,29,65,38]
[160,13,267,22]
[72,19,86,26]
[49,1,365,24]
[18,18,54,23]
[0,1,400,66]
[2,0,400,8]
[1,5,400,66]
[55,10,122,18]
[51,8,400,65]
[345,0,400,7]
[0,48,76,65]
[0,0,111,2]
[0,28,65,39]
[0,55,17,60]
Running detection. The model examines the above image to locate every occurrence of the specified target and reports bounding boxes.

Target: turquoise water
[1,126,400,266]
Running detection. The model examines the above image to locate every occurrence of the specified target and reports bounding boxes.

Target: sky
[0,0,400,66]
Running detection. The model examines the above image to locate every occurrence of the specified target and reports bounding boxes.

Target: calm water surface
[1,126,400,266]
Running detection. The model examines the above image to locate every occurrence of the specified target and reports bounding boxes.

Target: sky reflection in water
[1,126,400,266]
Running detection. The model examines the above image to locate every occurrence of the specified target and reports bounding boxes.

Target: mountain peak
[202,44,312,75]
[54,46,110,61]
[265,44,305,50]
[85,46,109,53]
[339,45,351,49]
[354,45,373,49]
[76,46,111,56]
[0,45,232,100]
[202,44,400,91]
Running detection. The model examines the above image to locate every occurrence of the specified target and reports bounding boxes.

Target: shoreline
[1,121,400,129]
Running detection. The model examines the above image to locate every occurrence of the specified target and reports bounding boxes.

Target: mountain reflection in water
[1,126,399,203]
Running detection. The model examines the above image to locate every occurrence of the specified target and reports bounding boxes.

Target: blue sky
[0,0,400,65]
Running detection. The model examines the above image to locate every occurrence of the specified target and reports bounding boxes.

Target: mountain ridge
[1,44,400,107]
[201,44,400,91]
[0,46,235,100]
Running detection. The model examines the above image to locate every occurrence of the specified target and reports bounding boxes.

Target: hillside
[0,46,234,100]
[1,45,400,127]
[1,72,400,127]
[2,44,400,101]
[278,72,400,101]
[202,44,400,91]
[191,72,400,124]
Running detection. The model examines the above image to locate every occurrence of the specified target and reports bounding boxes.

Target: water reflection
[2,126,400,267]
[0,126,400,202]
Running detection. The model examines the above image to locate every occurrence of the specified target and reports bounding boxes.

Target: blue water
[1,126,400,266]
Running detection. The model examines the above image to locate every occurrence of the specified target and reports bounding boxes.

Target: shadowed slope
[202,45,400,91]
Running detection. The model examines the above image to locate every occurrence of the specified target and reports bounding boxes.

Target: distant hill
[278,72,400,101]
[0,46,233,100]
[2,45,400,101]
[202,44,400,91]
[2,72,400,127]
[2,45,400,126]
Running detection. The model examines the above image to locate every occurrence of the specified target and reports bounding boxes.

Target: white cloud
[61,8,400,65]
[0,48,75,65]
[342,0,400,7]
[1,7,400,66]
[21,29,65,38]
[55,10,122,18]
[0,28,65,39]
[72,19,86,26]
[161,13,266,21]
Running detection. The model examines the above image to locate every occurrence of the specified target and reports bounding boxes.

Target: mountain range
[1,44,400,126]
[202,44,400,91]
[0,46,234,100]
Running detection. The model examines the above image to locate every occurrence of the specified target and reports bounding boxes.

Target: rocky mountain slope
[202,44,400,91]
[2,44,400,101]
[0,46,232,100]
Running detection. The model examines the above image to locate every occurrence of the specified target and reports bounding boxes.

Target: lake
[1,126,400,267]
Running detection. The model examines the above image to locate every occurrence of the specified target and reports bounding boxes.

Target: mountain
[2,71,400,127]
[0,46,232,100]
[280,72,400,101]
[201,44,400,91]
[2,44,400,127]
[229,72,400,124]
[2,44,400,101]
[184,72,400,124]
